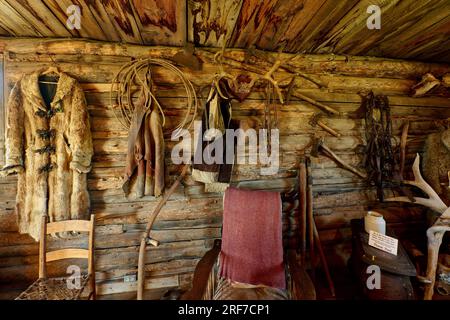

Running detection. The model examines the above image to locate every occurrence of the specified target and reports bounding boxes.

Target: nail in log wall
[0,39,449,299]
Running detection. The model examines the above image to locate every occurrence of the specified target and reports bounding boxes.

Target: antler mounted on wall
[385,154,450,299]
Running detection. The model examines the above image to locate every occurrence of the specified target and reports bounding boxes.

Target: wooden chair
[16,214,96,300]
[182,188,317,300]
[182,240,316,300]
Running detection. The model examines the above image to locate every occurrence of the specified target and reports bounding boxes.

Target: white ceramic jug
[364,211,386,235]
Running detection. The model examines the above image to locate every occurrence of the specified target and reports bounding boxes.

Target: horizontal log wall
[0,39,449,299]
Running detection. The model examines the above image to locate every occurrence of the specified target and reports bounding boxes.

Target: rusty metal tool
[311,137,367,179]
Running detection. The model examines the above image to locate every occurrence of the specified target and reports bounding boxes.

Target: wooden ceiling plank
[0,19,15,36]
[132,0,185,46]
[100,0,143,44]
[291,0,360,53]
[419,43,450,63]
[5,0,71,37]
[253,0,326,52]
[434,48,450,64]
[0,0,42,36]
[227,0,279,49]
[85,0,122,42]
[0,25,10,36]
[314,0,404,54]
[372,2,450,58]
[261,0,329,52]
[40,0,79,37]
[402,23,450,60]
[188,0,243,47]
[352,0,448,57]
[390,28,450,62]
[42,0,108,40]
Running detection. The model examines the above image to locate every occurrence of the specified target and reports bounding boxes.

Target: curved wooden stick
[399,121,409,179]
[137,164,190,300]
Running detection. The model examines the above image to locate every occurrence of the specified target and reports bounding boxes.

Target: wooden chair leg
[90,276,96,300]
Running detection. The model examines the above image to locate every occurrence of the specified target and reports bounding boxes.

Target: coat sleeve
[1,80,25,176]
[69,83,93,173]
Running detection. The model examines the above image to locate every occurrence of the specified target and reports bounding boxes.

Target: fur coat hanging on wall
[1,71,93,240]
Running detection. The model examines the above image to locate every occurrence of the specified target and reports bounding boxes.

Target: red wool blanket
[219,187,286,289]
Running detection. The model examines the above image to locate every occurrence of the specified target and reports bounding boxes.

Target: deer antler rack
[385,153,450,299]
[385,154,448,214]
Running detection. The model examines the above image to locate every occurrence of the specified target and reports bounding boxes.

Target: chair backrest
[38,214,95,280]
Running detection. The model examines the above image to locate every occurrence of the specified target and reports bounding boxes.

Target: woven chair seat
[16,274,90,300]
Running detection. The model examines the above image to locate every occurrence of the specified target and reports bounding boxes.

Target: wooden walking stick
[299,159,307,265]
[306,157,315,281]
[312,218,336,297]
[306,156,335,297]
[137,164,190,300]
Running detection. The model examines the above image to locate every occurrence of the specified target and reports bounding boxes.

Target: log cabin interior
[0,0,449,302]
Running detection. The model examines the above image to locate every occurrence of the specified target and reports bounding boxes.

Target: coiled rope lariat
[110,58,198,136]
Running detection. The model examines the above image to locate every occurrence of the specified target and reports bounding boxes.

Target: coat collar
[21,70,76,111]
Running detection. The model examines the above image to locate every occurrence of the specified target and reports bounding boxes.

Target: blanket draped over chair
[219,187,286,289]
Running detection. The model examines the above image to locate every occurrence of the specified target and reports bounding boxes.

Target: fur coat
[423,128,450,204]
[1,71,93,240]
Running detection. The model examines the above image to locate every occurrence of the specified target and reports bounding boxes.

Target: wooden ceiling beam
[0,38,448,79]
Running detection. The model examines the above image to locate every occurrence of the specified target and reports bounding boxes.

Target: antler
[385,153,448,214]
[386,153,450,300]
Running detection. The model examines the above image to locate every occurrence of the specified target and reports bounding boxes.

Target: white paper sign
[368,231,398,255]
